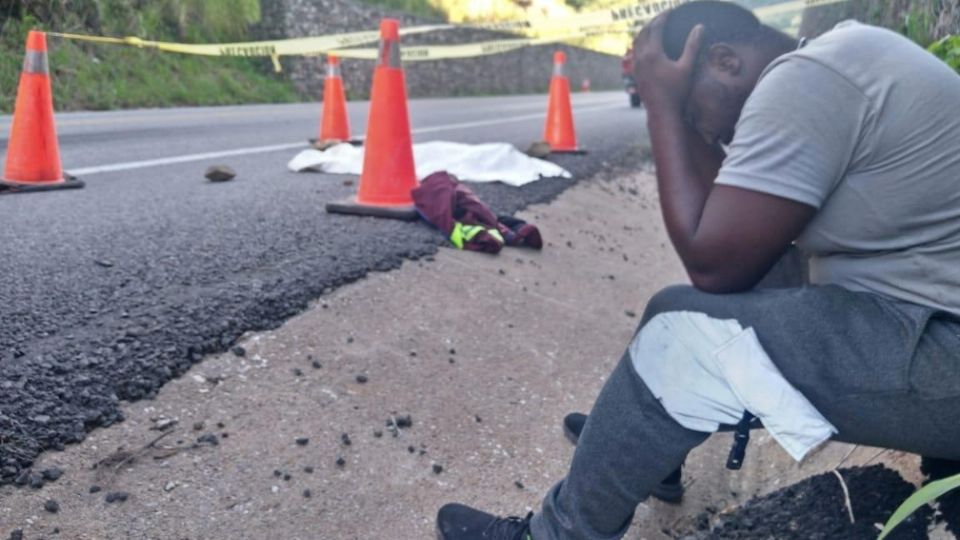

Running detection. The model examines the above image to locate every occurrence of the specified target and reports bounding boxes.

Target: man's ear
[706,44,742,75]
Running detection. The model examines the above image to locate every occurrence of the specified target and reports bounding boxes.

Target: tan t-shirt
[715,22,960,316]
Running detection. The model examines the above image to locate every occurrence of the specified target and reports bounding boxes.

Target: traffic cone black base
[307,137,364,148]
[0,175,84,195]
[325,198,419,220]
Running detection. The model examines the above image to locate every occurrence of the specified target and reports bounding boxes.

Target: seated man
[436,2,960,539]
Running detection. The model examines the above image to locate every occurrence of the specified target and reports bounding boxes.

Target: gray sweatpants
[529,284,960,540]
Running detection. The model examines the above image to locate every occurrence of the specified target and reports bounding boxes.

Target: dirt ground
[0,165,951,539]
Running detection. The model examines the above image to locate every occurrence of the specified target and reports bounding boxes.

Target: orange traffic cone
[1,30,83,194]
[326,19,418,220]
[542,51,585,155]
[314,55,360,147]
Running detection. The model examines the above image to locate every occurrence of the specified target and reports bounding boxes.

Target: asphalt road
[0,91,649,484]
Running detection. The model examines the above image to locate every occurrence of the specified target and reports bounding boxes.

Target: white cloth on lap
[629,311,837,461]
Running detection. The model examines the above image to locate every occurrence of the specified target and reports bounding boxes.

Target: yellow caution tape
[330,24,627,61]
[49,26,451,71]
[49,0,847,68]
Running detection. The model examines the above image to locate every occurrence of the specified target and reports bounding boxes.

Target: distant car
[622,48,642,109]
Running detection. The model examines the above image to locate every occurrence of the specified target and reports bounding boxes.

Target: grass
[0,4,299,113]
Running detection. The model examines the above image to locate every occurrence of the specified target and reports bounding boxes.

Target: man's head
[657,1,795,145]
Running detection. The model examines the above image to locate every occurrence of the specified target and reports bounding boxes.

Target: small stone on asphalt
[341,433,352,446]
[303,466,314,474]
[89,485,102,493]
[303,489,312,498]
[432,464,443,474]
[296,437,309,446]
[231,346,246,357]
[44,499,60,513]
[312,360,322,369]
[336,457,346,467]
[204,165,236,182]
[355,374,368,384]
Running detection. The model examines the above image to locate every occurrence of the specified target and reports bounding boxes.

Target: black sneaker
[437,503,533,540]
[563,412,684,503]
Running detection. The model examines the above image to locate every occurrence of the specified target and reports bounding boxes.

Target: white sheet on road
[287,141,571,187]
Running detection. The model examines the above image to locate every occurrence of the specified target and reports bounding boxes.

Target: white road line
[69,143,309,175]
[67,102,623,176]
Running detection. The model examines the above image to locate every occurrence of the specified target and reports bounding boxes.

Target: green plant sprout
[877,472,960,539]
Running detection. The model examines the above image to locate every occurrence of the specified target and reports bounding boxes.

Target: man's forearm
[647,106,714,262]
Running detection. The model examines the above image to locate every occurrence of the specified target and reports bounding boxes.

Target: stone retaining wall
[256,0,625,100]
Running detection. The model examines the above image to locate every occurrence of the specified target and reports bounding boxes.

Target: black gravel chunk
[515,481,525,489]
[41,467,64,482]
[303,466,314,474]
[373,430,383,438]
[231,346,246,357]
[432,464,443,474]
[335,457,345,467]
[28,473,45,489]
[340,433,351,446]
[295,437,309,446]
[89,485,102,493]
[9,529,23,540]
[387,415,413,429]
[44,499,60,513]
[283,473,291,481]
[105,491,129,503]
[303,489,312,498]
[197,433,219,446]
[311,360,322,369]
[355,375,368,384]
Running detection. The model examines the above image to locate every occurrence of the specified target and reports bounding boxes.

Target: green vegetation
[929,35,960,73]
[878,473,960,539]
[0,0,298,112]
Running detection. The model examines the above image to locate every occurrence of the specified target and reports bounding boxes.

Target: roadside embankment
[0,159,942,539]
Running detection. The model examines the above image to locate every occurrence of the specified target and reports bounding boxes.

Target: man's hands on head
[637,13,815,294]
[632,15,703,111]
